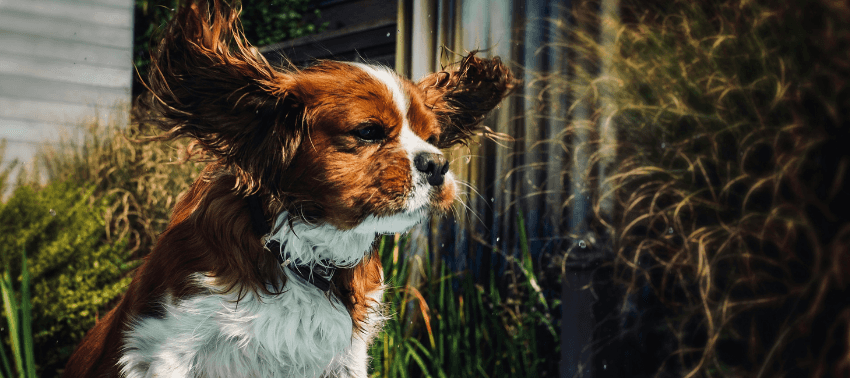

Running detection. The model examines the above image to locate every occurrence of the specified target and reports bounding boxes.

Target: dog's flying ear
[146,0,302,194]
[417,52,518,148]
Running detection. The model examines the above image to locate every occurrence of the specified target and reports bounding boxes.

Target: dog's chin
[351,209,428,235]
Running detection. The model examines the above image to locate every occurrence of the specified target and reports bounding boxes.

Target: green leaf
[0,272,22,377]
[19,250,34,378]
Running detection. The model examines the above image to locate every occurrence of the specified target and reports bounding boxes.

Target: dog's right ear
[417,52,518,148]
[146,0,302,194]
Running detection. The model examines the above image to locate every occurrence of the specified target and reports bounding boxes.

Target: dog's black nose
[414,152,449,186]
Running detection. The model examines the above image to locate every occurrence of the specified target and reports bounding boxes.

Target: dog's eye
[426,135,438,145]
[352,124,386,142]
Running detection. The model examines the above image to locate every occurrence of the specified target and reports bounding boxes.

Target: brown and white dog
[63,1,515,377]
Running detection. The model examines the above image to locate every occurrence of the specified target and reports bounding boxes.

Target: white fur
[351,63,409,115]
[354,211,426,235]
[120,270,384,378]
[325,270,386,378]
[399,124,449,212]
[267,212,377,268]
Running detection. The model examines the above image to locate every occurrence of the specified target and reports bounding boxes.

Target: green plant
[37,111,204,258]
[0,182,135,376]
[239,0,326,47]
[0,249,35,378]
[369,224,556,377]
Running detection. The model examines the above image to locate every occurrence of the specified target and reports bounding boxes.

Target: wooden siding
[0,0,133,171]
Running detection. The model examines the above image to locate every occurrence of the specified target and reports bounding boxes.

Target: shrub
[0,182,134,376]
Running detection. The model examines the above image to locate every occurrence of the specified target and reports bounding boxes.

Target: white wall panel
[0,0,133,178]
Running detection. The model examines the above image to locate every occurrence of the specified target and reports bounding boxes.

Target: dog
[63,1,515,377]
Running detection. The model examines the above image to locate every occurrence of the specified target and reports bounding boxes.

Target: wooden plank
[0,9,132,49]
[0,96,122,125]
[0,32,132,69]
[263,25,398,66]
[0,54,132,89]
[260,18,396,53]
[0,0,132,28]
[1,140,39,166]
[0,118,85,144]
[0,74,129,107]
[48,0,133,10]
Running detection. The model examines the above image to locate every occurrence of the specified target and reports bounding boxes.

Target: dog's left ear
[417,52,518,148]
[146,0,304,195]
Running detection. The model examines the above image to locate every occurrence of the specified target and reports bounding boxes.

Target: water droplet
[667,227,674,234]
[49,209,56,217]
[441,244,444,247]
[578,240,587,248]
[490,197,495,202]
[496,237,500,242]
[386,32,391,37]
[661,142,666,149]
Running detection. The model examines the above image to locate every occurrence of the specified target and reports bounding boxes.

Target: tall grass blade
[0,272,22,377]
[19,249,34,378]
[0,330,11,378]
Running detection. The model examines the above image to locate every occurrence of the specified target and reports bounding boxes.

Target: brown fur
[417,52,519,147]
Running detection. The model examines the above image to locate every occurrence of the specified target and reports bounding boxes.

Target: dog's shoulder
[119,272,356,378]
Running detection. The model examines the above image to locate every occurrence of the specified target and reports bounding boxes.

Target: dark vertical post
[562,0,595,376]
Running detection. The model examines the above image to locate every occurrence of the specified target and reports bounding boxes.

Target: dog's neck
[266,212,377,269]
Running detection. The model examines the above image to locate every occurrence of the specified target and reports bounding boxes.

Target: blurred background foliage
[543,0,850,376]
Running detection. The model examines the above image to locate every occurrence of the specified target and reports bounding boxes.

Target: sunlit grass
[371,221,556,378]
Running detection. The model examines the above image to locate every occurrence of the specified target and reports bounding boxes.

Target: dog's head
[148,0,517,234]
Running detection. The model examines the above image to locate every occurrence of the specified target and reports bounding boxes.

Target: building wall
[0,0,134,171]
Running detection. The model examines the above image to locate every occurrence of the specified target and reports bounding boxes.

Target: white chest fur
[119,270,382,378]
